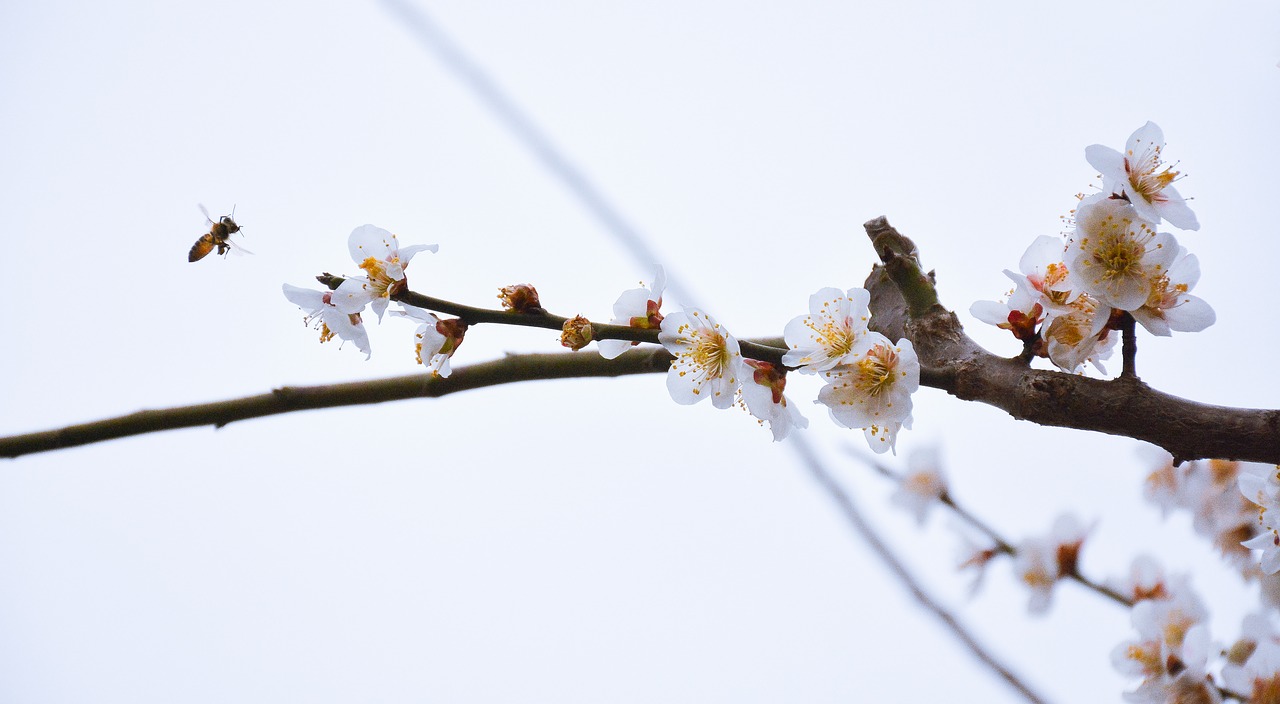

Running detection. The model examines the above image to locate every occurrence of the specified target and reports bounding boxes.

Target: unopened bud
[436,318,468,356]
[560,315,594,351]
[744,359,787,404]
[498,284,543,313]
[1055,539,1083,578]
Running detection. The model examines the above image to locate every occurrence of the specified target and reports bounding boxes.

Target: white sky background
[1,1,1278,701]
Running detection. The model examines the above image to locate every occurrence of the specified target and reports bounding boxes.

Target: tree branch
[861,217,1280,465]
[0,348,673,459]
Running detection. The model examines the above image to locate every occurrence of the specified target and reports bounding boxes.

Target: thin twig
[856,453,1133,609]
[1118,312,1138,380]
[790,437,1052,704]
[391,289,788,364]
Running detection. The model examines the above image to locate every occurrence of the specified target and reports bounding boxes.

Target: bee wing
[227,238,255,256]
[198,203,214,226]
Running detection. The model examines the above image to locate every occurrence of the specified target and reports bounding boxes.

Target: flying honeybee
[188,204,251,262]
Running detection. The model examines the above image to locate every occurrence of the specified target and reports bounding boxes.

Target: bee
[188,204,250,262]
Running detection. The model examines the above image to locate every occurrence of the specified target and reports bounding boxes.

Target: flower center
[1126,148,1179,205]
[855,344,898,396]
[686,329,729,379]
[810,315,857,359]
[359,256,397,296]
[1092,237,1144,281]
[1043,262,1070,289]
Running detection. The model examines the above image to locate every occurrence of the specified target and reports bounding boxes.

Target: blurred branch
[856,453,1132,609]
[0,349,670,459]
[790,438,1052,704]
[857,451,1253,701]
[862,217,1280,465]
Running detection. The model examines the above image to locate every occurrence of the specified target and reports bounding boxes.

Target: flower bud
[498,284,543,313]
[560,315,593,351]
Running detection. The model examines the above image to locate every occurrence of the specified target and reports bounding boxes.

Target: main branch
[862,217,1280,465]
[0,349,672,459]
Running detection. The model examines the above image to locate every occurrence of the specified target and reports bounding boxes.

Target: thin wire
[378,0,699,307]
[381,5,1049,701]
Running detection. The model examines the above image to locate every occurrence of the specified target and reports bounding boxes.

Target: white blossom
[598,268,665,360]
[783,287,873,373]
[1065,195,1178,312]
[739,360,807,441]
[282,284,371,358]
[1043,293,1114,374]
[1014,514,1087,614]
[1085,121,1199,231]
[890,446,947,525]
[333,225,438,322]
[816,333,919,454]
[1240,466,1280,575]
[1131,247,1215,337]
[658,309,743,409]
[393,304,466,378]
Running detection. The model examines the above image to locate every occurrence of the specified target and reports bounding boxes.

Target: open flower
[817,333,919,454]
[890,446,948,525]
[971,236,1079,341]
[333,225,438,322]
[970,274,1045,342]
[783,287,873,373]
[1112,584,1216,703]
[739,360,807,441]
[1015,514,1088,614]
[1065,195,1178,312]
[282,284,371,358]
[1240,466,1280,575]
[1130,247,1215,336]
[394,304,467,377]
[1043,293,1114,373]
[1223,617,1280,701]
[1085,121,1199,231]
[658,308,742,409]
[598,268,665,360]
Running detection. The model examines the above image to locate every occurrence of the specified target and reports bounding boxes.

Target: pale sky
[2,2,1278,702]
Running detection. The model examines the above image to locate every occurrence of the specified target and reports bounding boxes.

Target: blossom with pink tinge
[1086,121,1199,231]
[816,333,919,454]
[282,284,371,358]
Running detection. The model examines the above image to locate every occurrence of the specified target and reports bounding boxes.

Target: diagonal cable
[379,0,698,307]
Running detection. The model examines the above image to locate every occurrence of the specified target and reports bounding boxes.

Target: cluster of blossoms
[1146,453,1272,577]
[283,225,466,376]
[972,122,1214,373]
[894,460,1280,702]
[880,444,1280,701]
[599,274,919,450]
[1102,454,1280,700]
[282,228,922,451]
[1110,559,1221,703]
[1071,453,1280,700]
[1240,468,1280,576]
[1109,551,1280,702]
[281,233,921,451]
